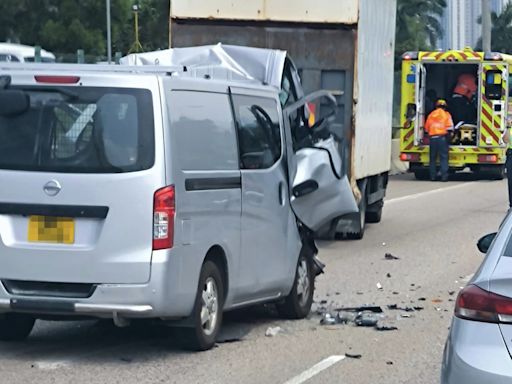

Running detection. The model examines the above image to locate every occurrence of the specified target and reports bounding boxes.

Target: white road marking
[385,182,477,205]
[282,355,345,384]
[34,360,71,370]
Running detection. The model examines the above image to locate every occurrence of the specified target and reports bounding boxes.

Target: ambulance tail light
[484,52,503,61]
[402,51,418,61]
[400,153,420,162]
[478,154,498,163]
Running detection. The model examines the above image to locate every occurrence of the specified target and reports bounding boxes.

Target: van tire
[277,252,314,319]
[0,314,35,341]
[178,261,224,351]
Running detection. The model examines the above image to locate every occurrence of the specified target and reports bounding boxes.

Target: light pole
[129,4,144,53]
[482,0,492,52]
[106,0,112,63]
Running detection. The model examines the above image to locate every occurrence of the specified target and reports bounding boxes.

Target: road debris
[345,353,362,359]
[431,299,443,304]
[355,312,379,327]
[265,326,283,337]
[384,253,400,260]
[336,306,383,313]
[376,282,383,290]
[336,312,357,324]
[386,361,394,365]
[386,273,392,278]
[375,325,398,331]
[320,313,336,326]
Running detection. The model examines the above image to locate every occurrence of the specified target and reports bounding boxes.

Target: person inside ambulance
[449,73,477,126]
[424,99,454,182]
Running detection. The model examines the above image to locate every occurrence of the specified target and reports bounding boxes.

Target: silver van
[0,59,353,350]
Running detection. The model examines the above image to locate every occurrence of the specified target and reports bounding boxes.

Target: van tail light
[455,285,512,324]
[153,186,175,250]
[400,153,420,162]
[478,154,498,163]
[34,75,80,84]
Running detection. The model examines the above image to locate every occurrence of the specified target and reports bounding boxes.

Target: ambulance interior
[422,63,479,146]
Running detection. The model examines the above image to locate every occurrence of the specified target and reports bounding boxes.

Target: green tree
[476,3,512,52]
[0,0,132,59]
[395,0,447,65]
[135,0,170,51]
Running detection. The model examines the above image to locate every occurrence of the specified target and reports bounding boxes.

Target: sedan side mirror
[477,232,497,254]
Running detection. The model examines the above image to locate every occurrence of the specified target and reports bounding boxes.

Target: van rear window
[0,86,154,173]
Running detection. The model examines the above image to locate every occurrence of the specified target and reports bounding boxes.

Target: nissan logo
[43,180,62,196]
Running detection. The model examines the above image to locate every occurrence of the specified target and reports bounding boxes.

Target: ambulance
[400,48,510,180]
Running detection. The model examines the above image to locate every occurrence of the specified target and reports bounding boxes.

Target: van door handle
[278,182,286,206]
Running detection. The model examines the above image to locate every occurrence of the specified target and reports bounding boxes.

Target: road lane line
[386,182,477,205]
[282,355,345,384]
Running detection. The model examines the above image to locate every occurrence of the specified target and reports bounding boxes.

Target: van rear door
[0,74,163,284]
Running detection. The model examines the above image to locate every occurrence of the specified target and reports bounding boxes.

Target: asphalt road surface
[0,173,508,384]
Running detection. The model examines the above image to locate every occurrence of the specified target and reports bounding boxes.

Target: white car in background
[0,43,55,63]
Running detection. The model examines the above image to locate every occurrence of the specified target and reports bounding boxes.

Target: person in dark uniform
[449,73,477,125]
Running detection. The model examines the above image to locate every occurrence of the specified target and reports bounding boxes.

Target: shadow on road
[0,305,283,363]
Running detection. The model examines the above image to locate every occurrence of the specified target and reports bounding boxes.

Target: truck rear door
[415,63,426,144]
[481,63,509,147]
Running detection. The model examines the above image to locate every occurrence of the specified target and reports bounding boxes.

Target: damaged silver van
[0,46,356,350]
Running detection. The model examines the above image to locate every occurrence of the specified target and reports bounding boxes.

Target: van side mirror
[477,232,497,253]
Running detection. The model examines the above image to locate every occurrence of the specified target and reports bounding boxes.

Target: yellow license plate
[28,216,75,244]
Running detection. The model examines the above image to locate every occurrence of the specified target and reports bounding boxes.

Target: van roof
[0,43,55,59]
[0,62,279,94]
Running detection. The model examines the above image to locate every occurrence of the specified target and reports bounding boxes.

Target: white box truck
[168,0,397,239]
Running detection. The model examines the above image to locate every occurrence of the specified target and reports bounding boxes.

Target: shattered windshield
[0,87,154,173]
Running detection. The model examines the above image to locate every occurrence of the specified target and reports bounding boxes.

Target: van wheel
[0,314,35,341]
[179,261,224,351]
[277,252,314,319]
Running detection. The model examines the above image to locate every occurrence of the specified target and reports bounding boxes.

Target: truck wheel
[277,251,314,319]
[347,194,366,240]
[414,170,430,180]
[178,261,224,351]
[366,200,383,223]
[0,314,35,341]
[488,165,505,180]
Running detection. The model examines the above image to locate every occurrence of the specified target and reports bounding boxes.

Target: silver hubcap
[296,258,310,307]
[200,277,219,336]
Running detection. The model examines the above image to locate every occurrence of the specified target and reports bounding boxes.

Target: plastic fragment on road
[376,282,383,290]
[355,312,379,327]
[375,325,398,331]
[384,253,400,260]
[265,326,283,337]
[335,306,383,314]
[320,313,336,325]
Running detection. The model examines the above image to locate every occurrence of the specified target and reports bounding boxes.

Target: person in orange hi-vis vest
[424,99,454,182]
